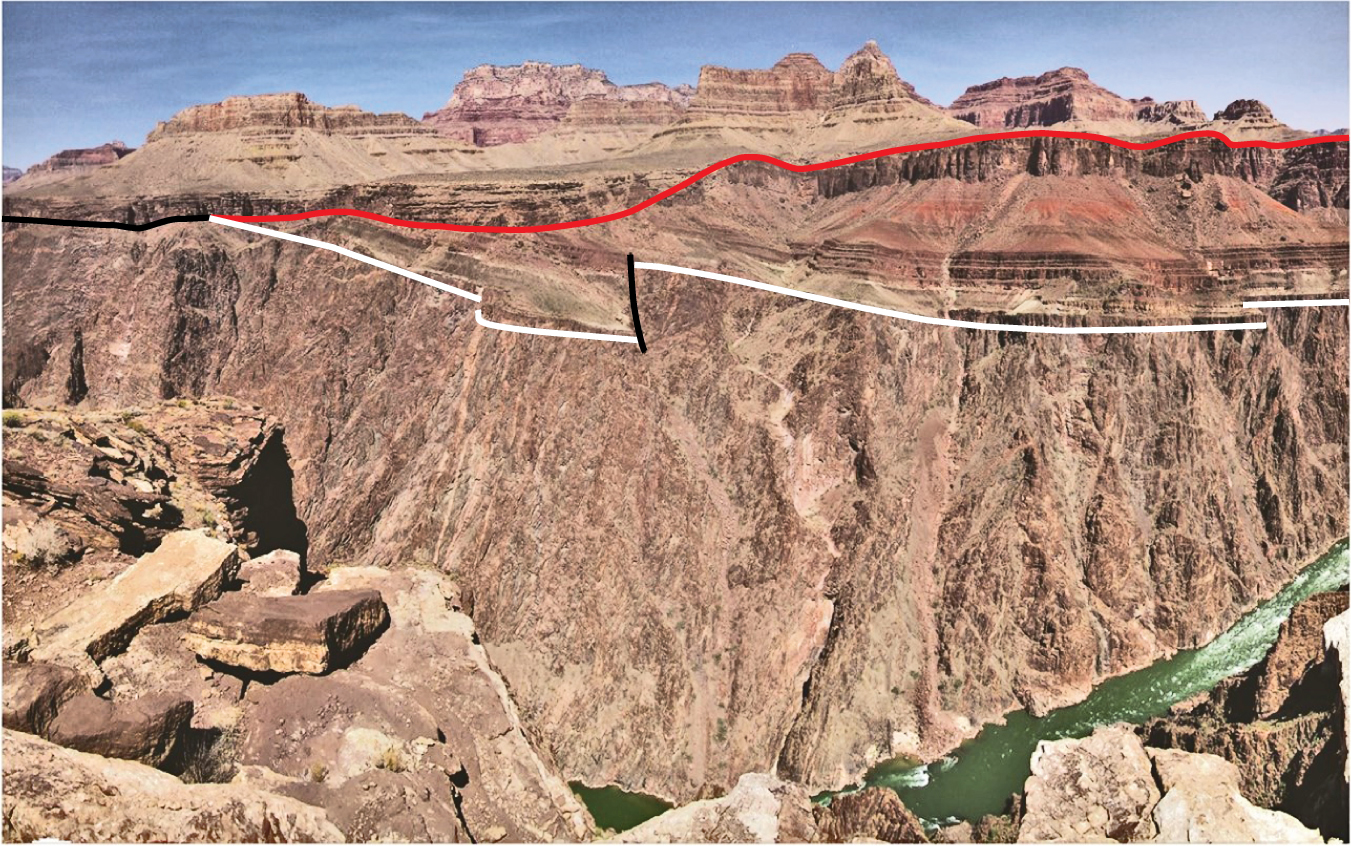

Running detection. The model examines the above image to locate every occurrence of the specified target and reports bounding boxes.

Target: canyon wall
[3,137,1347,802]
[424,62,693,146]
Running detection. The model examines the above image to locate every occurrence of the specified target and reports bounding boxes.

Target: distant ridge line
[214,130,1349,234]
[1,213,208,231]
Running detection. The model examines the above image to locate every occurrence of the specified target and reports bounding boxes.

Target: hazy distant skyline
[3,1,1348,168]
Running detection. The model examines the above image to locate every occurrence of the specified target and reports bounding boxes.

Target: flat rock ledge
[183,589,389,674]
[2,728,343,842]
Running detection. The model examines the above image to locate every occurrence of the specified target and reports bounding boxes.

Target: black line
[2,214,209,232]
[627,253,647,354]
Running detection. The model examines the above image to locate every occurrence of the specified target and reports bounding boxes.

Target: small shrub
[176,399,191,408]
[309,761,329,783]
[2,411,24,428]
[14,521,74,569]
[376,744,406,773]
[177,726,242,784]
[125,418,149,435]
[714,718,728,744]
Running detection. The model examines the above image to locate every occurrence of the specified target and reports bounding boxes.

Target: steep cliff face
[4,200,1346,807]
[1139,591,1349,840]
[687,53,837,118]
[9,141,135,190]
[947,68,1139,128]
[1135,98,1207,126]
[3,128,1347,804]
[424,62,692,146]
[654,43,973,155]
[147,94,432,139]
[23,140,133,173]
[6,94,479,196]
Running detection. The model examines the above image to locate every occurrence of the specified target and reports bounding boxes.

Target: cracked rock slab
[29,530,240,674]
[182,588,388,674]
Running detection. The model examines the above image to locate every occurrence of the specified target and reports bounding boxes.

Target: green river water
[572,540,1349,832]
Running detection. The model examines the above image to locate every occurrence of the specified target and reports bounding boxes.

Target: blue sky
[3,2,1347,168]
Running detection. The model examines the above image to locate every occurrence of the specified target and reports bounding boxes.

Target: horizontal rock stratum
[182,589,390,674]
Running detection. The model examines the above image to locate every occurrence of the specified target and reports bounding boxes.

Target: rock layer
[424,62,692,146]
[2,728,344,842]
[948,68,1138,128]
[183,589,389,674]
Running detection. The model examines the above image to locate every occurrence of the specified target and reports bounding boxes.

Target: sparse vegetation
[125,418,150,435]
[375,744,406,773]
[714,717,728,744]
[309,761,329,783]
[177,726,242,784]
[3,410,24,428]
[13,520,75,569]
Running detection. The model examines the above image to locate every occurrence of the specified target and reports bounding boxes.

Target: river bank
[571,539,1349,832]
[824,538,1350,826]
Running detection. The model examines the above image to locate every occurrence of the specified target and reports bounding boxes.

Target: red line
[214,130,1349,234]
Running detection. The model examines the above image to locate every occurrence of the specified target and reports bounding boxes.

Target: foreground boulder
[47,692,192,767]
[182,589,388,674]
[236,567,593,842]
[2,728,343,842]
[1138,591,1348,839]
[1,659,86,735]
[813,787,928,843]
[29,530,239,675]
[1149,748,1323,843]
[614,772,816,843]
[237,549,304,596]
[1018,725,1324,843]
[1020,724,1160,842]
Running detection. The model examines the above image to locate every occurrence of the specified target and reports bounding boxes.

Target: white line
[1243,298,1351,308]
[635,262,1267,335]
[475,310,640,343]
[209,215,481,302]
